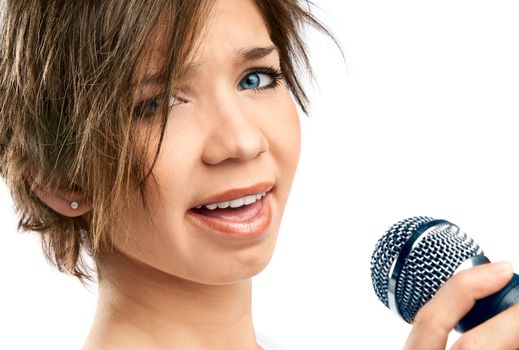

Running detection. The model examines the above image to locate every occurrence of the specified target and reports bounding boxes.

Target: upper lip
[191,182,274,208]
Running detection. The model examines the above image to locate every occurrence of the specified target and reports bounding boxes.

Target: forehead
[135,0,273,82]
[204,0,272,48]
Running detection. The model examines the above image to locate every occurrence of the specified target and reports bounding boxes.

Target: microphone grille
[370,216,436,308]
[370,216,483,323]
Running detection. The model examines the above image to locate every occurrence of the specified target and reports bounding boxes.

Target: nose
[201,97,269,165]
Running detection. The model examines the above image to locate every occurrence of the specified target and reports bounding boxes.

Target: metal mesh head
[370,216,436,307]
[370,216,483,323]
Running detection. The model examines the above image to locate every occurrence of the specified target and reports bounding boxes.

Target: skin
[34,0,299,349]
[404,261,519,350]
[30,0,519,349]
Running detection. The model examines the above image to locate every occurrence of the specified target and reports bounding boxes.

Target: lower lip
[186,193,272,239]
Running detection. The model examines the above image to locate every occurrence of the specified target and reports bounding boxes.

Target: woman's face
[111,0,300,285]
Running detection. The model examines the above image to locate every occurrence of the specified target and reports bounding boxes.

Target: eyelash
[133,66,284,119]
[240,66,285,92]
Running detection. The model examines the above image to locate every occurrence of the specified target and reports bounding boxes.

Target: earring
[70,201,79,210]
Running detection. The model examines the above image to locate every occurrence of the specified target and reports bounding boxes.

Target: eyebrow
[136,45,278,87]
[237,45,278,62]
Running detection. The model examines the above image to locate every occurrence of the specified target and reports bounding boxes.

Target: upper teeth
[196,192,267,210]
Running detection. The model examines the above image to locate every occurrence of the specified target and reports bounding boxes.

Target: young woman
[1,0,519,349]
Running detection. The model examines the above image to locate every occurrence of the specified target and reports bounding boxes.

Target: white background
[1,1,519,349]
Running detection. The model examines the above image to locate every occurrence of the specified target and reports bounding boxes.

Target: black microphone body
[370,216,519,332]
[457,272,519,332]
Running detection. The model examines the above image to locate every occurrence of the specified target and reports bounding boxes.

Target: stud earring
[70,201,79,210]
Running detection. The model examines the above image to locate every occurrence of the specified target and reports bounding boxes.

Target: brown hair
[0,0,335,282]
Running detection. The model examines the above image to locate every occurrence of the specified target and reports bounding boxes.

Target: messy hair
[0,0,334,282]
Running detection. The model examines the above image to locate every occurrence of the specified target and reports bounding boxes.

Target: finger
[404,261,514,350]
[451,302,519,350]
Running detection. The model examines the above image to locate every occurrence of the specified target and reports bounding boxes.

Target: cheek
[262,90,301,226]
[267,91,301,171]
[146,116,204,204]
[116,119,202,249]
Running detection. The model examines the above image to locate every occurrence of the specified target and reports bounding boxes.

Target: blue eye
[239,73,272,90]
[238,67,283,91]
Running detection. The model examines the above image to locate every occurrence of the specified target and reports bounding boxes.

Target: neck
[84,251,260,350]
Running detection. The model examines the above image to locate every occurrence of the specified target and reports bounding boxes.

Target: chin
[199,245,276,286]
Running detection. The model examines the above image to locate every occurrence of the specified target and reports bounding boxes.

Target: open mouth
[190,190,270,222]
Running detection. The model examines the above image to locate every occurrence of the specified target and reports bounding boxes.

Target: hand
[404,262,519,350]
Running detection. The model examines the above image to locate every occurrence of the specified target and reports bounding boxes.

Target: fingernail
[489,261,513,276]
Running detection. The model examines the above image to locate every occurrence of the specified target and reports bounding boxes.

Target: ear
[29,178,92,218]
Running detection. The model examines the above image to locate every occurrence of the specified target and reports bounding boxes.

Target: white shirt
[257,332,287,350]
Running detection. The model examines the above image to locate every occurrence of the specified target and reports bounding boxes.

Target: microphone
[370,216,519,332]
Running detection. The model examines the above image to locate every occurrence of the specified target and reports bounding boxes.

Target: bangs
[0,0,336,282]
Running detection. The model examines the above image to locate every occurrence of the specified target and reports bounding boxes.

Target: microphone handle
[455,273,519,332]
